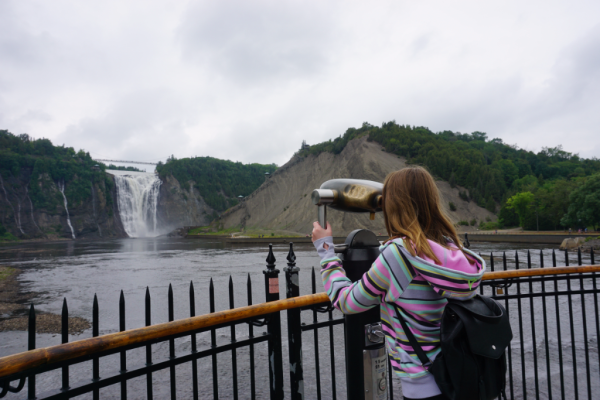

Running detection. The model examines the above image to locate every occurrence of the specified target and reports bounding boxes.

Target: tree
[497,159,519,187]
[485,196,496,213]
[561,174,600,230]
[506,192,535,228]
[449,172,456,188]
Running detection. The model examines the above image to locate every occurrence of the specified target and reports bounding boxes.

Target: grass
[0,266,16,282]
[0,232,18,242]
[479,221,502,231]
[187,226,304,238]
[243,233,303,238]
[187,226,213,235]
[187,226,241,236]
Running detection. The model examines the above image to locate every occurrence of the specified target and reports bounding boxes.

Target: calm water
[0,237,597,399]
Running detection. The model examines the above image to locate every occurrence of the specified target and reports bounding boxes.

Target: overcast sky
[1,0,599,167]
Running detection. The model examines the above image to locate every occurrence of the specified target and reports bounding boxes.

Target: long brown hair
[382,166,467,264]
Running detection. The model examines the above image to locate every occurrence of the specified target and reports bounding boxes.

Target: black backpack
[392,294,512,400]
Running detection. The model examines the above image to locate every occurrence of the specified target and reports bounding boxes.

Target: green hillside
[156,156,277,212]
[0,130,113,211]
[299,122,600,230]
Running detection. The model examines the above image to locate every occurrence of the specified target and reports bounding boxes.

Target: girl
[312,167,485,400]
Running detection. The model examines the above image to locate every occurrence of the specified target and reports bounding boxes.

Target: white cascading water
[108,170,162,237]
[57,180,76,239]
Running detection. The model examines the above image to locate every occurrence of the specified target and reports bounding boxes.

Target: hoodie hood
[383,237,486,299]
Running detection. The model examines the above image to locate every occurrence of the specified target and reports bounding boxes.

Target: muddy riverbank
[0,265,89,334]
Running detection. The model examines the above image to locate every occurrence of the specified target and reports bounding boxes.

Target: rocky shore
[559,236,600,253]
[0,266,90,334]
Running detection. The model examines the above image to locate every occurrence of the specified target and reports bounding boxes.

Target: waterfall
[25,186,42,234]
[58,180,76,239]
[108,170,162,237]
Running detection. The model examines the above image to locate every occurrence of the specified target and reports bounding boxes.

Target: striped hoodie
[315,236,485,399]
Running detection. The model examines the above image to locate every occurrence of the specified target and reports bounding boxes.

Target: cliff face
[156,174,216,231]
[0,169,126,239]
[218,136,497,236]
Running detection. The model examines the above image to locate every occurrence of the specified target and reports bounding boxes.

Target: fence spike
[552,249,557,267]
[189,281,195,317]
[209,277,218,397]
[527,250,531,269]
[490,252,494,272]
[565,249,569,266]
[28,304,36,350]
[28,304,36,398]
[92,294,99,399]
[591,248,595,265]
[266,243,276,268]
[578,247,582,266]
[540,250,544,269]
[145,287,151,326]
[209,278,215,313]
[287,242,296,264]
[229,276,235,308]
[119,290,125,332]
[61,298,69,391]
[93,294,99,337]
[503,252,507,271]
[168,284,174,322]
[311,266,316,294]
[61,298,68,344]
[189,280,198,400]
[515,251,520,269]
[247,273,253,305]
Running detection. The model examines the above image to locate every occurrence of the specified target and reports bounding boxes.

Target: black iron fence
[0,244,598,400]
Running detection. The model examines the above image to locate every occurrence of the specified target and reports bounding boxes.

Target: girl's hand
[312,221,333,246]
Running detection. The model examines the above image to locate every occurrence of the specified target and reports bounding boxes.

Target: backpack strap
[393,246,435,367]
[392,302,433,367]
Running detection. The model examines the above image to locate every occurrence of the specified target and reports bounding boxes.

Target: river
[0,238,597,399]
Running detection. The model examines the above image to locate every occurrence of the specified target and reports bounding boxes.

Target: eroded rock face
[0,170,126,239]
[155,175,215,233]
[217,136,497,237]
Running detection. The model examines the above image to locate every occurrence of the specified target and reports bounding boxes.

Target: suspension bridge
[93,159,159,166]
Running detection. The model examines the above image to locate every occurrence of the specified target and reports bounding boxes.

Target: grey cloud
[176,0,336,84]
[59,88,191,160]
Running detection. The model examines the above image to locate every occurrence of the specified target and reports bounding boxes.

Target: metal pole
[284,243,305,400]
[264,244,285,400]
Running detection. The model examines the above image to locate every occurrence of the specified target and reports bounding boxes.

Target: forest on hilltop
[0,129,113,212]
[156,156,277,212]
[299,122,600,231]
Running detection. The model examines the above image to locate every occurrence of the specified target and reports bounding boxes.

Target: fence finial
[286,242,296,265]
[266,244,276,268]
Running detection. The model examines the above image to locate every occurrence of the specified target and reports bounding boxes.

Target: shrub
[449,202,457,211]
[459,191,469,202]
[480,221,502,230]
[458,220,469,226]
[271,233,274,236]
[470,218,477,226]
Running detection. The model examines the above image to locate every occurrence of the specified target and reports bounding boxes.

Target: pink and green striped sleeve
[320,243,413,314]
